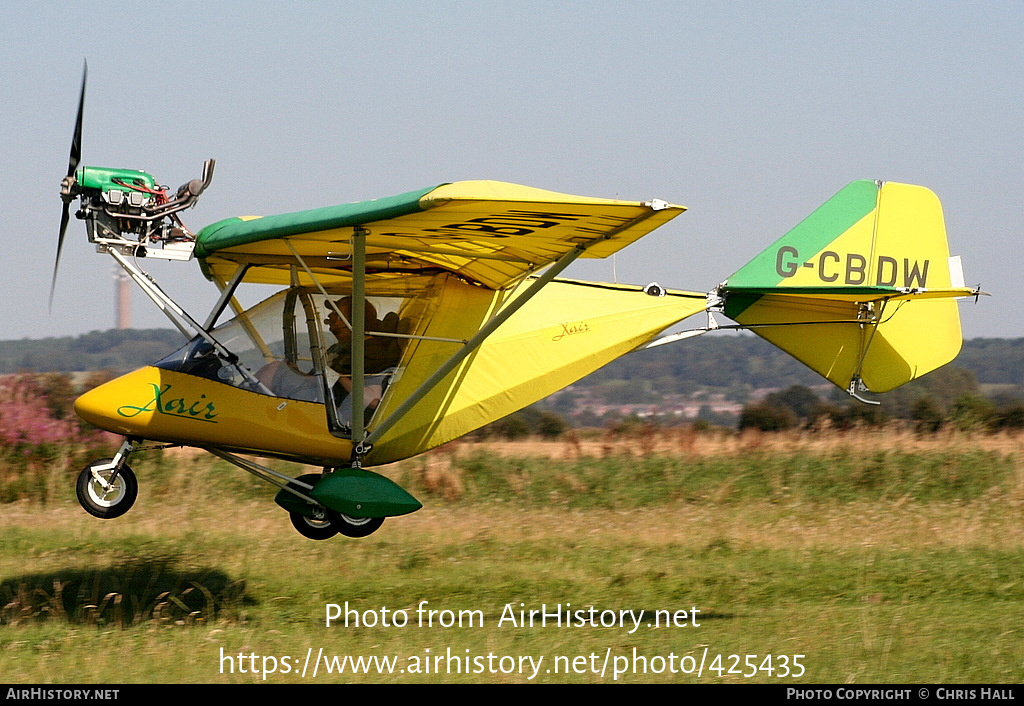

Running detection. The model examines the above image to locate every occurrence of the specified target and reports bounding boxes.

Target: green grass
[1,441,1022,683]
[408,446,1016,506]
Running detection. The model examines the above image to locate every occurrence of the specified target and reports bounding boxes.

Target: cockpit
[153,288,424,437]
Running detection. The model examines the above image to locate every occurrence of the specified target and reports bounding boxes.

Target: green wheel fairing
[310,467,422,518]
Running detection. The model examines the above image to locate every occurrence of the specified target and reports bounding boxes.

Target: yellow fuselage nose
[75,366,353,465]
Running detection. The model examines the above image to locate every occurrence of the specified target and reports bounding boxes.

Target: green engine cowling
[76,166,158,196]
[74,167,158,206]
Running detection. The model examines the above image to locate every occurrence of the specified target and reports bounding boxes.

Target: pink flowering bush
[0,373,116,503]
[0,375,80,449]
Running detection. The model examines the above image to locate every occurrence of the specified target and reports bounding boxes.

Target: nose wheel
[76,458,138,519]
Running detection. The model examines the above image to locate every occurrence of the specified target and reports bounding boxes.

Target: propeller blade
[51,61,87,311]
[50,204,72,310]
[67,61,86,177]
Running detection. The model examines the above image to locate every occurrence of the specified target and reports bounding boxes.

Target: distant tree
[954,337,1024,385]
[819,400,888,429]
[883,365,979,418]
[609,414,656,436]
[911,396,945,433]
[948,394,997,432]
[495,415,531,440]
[738,402,796,431]
[0,329,184,374]
[536,411,568,439]
[993,403,1024,429]
[763,385,823,424]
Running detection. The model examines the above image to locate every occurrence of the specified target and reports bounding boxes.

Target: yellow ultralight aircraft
[55,69,981,539]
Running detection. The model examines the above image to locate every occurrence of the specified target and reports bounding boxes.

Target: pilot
[325,297,403,410]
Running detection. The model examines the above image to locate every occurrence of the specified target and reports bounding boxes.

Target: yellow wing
[196,180,685,291]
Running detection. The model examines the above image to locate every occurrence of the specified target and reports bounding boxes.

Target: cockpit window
[154,290,312,400]
[153,336,270,394]
[153,288,419,435]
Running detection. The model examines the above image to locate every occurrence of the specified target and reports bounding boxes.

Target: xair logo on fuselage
[775,247,929,287]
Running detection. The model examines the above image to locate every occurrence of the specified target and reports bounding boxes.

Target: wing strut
[204,263,250,329]
[350,227,368,455]
[105,248,264,391]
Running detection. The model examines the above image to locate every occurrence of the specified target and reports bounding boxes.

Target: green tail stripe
[722,292,763,321]
[727,180,879,290]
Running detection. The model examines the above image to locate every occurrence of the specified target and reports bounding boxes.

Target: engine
[62,160,214,260]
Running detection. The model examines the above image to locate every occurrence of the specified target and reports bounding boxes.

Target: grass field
[1,428,1022,683]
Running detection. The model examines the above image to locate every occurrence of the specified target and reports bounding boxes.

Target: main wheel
[327,510,385,538]
[289,511,338,540]
[76,459,138,519]
[282,474,339,540]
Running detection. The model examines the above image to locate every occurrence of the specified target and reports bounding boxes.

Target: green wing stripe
[726,180,879,289]
[194,184,442,258]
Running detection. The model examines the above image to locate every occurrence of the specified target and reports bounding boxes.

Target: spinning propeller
[51,61,87,309]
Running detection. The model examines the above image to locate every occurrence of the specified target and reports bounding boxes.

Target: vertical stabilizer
[720,181,976,394]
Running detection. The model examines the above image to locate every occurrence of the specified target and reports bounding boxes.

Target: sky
[1,1,1020,342]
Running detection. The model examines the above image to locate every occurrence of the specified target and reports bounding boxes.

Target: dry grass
[443,426,1024,460]
[376,427,1024,517]
[1,492,1018,556]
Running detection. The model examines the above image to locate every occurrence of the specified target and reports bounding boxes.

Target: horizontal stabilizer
[720,181,976,394]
